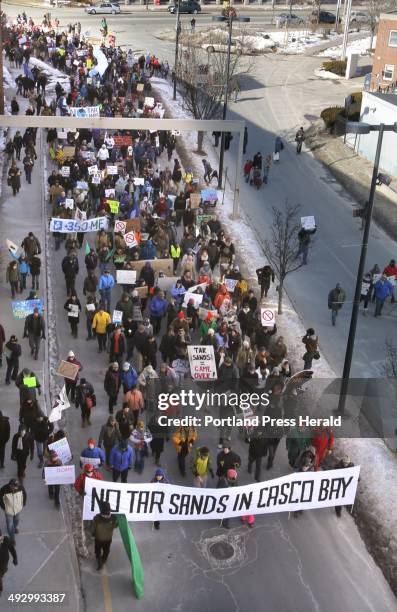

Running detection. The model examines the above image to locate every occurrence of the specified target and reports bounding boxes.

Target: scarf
[17,435,24,450]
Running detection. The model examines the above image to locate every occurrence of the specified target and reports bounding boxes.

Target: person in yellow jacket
[172,426,197,477]
[170,243,181,274]
[92,305,111,353]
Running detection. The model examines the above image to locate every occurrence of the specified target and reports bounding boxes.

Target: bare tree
[367,0,397,49]
[262,201,303,314]
[175,26,249,153]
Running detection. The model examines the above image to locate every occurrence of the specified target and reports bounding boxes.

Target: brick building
[371,10,397,91]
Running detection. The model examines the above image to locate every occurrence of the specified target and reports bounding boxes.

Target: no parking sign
[261,308,276,327]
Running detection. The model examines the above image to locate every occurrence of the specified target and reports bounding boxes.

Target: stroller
[251,168,262,190]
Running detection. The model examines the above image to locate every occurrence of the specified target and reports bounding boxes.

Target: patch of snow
[28,57,70,93]
[3,66,15,89]
[314,68,344,79]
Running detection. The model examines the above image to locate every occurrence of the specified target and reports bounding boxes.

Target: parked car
[202,40,243,54]
[85,2,120,14]
[310,10,340,24]
[275,13,304,28]
[345,11,369,26]
[168,0,201,14]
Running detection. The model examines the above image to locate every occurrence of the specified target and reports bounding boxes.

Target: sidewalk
[306,126,397,242]
[0,66,81,609]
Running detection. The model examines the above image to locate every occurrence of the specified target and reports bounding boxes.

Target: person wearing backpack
[75,378,96,427]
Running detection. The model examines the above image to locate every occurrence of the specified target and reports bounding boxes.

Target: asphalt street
[1,6,396,611]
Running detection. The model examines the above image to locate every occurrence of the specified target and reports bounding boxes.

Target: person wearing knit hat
[74,464,104,496]
[91,500,119,571]
[177,311,185,320]
[44,448,62,508]
[150,468,171,530]
[216,464,239,529]
[80,438,105,468]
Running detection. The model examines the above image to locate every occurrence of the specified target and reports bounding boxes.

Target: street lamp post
[173,0,182,101]
[212,12,250,189]
[337,121,397,415]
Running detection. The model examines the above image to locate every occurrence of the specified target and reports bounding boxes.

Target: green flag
[85,242,91,256]
[106,247,115,261]
[117,515,144,599]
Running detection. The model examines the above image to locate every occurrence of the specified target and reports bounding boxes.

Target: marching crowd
[0,9,377,588]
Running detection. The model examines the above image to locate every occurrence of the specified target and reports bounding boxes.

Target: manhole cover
[209,541,235,560]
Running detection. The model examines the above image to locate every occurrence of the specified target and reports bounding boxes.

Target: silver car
[85,3,120,15]
[275,13,304,28]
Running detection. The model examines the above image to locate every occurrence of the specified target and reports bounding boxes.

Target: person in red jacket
[383,259,397,303]
[311,427,334,469]
[74,464,104,496]
[64,350,83,403]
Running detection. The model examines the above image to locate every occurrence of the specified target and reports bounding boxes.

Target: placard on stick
[56,360,80,381]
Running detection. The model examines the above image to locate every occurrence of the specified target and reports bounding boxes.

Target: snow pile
[3,65,15,89]
[314,68,344,80]
[28,57,70,93]
[318,35,376,58]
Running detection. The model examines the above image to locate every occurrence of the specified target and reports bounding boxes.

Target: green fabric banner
[117,514,144,599]
[105,248,115,261]
[85,242,91,256]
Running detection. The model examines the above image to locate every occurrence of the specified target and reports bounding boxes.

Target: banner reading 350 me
[83,466,360,521]
[50,217,109,233]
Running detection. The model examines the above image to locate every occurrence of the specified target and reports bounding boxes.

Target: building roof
[370,92,397,107]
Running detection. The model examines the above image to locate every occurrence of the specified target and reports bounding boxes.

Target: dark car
[168,0,201,14]
[310,10,340,24]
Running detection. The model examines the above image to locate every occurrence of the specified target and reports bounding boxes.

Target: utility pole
[217,16,233,190]
[173,0,181,101]
[335,0,342,34]
[341,0,352,60]
[0,5,4,115]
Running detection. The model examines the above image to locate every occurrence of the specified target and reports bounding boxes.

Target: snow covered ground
[318,35,376,58]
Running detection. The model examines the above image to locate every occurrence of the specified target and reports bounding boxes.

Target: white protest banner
[48,437,72,465]
[65,198,74,210]
[57,131,67,140]
[112,309,123,324]
[106,165,118,175]
[301,216,316,231]
[83,467,360,521]
[124,231,138,249]
[69,106,100,118]
[183,292,204,309]
[188,345,217,380]
[48,405,62,423]
[50,217,109,233]
[6,239,19,258]
[224,278,238,293]
[105,188,116,198]
[88,165,99,176]
[116,270,137,285]
[80,456,101,468]
[114,220,126,235]
[261,308,276,327]
[44,465,76,485]
[144,96,155,108]
[61,166,70,177]
[91,174,101,185]
[133,177,145,186]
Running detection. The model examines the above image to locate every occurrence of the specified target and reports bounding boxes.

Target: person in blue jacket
[18,255,30,292]
[149,290,168,334]
[141,239,157,260]
[121,362,138,393]
[98,269,115,314]
[374,274,393,317]
[171,280,185,307]
[109,440,134,483]
[80,438,105,468]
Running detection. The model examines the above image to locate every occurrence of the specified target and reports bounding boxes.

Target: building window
[389,30,397,47]
[383,64,394,81]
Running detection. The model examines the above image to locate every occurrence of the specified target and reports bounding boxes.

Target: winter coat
[4,340,21,365]
[0,483,27,516]
[108,330,126,356]
[92,513,118,542]
[109,444,134,471]
[311,428,334,469]
[121,367,138,391]
[328,288,346,310]
[373,279,393,301]
[302,333,318,355]
[21,234,41,259]
[75,382,96,409]
[0,413,11,445]
[99,423,121,449]
[11,432,32,459]
[99,274,115,291]
[6,263,20,284]
[19,399,42,429]
[74,469,103,495]
[62,255,79,279]
[124,389,144,412]
[23,313,45,339]
[31,418,53,443]
[104,369,120,398]
[149,296,168,318]
[80,446,105,465]
[92,311,111,334]
[216,450,241,477]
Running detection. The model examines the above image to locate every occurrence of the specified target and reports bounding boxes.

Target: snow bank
[28,57,70,93]
[314,68,344,80]
[318,35,376,58]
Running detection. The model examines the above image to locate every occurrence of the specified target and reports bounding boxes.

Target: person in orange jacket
[311,427,334,469]
[213,285,231,311]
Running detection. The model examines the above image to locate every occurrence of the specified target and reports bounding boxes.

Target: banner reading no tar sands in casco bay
[83,467,360,521]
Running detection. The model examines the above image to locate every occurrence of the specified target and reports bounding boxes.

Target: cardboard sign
[107,199,120,214]
[48,437,72,465]
[86,302,96,312]
[61,166,70,177]
[183,292,204,309]
[23,376,37,388]
[224,278,238,293]
[301,216,316,230]
[115,220,127,235]
[65,198,74,209]
[62,146,75,158]
[133,177,145,186]
[112,309,123,324]
[44,465,75,485]
[88,165,99,176]
[124,231,138,249]
[105,188,116,198]
[187,345,217,380]
[189,193,201,209]
[57,131,67,140]
[113,135,133,147]
[125,218,141,233]
[56,360,80,381]
[116,270,137,285]
[260,308,276,327]
[136,83,144,92]
[132,259,173,277]
[107,165,118,175]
